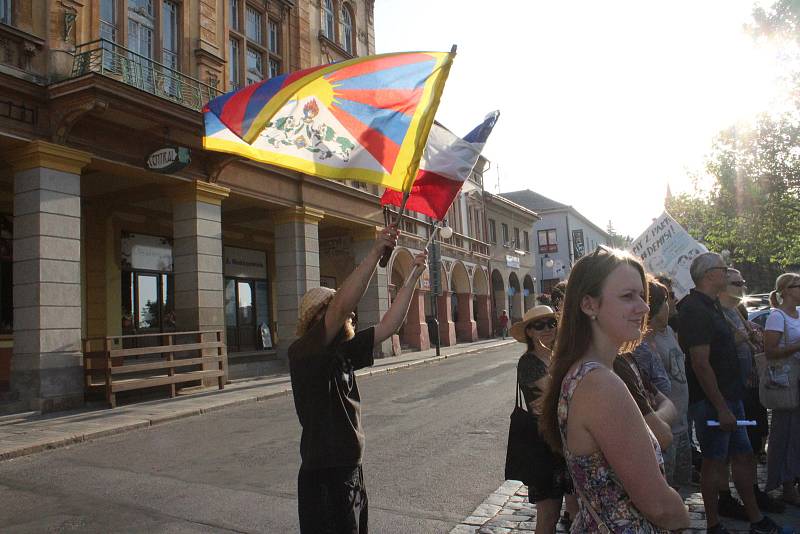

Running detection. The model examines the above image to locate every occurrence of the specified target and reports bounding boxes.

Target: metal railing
[71,39,221,112]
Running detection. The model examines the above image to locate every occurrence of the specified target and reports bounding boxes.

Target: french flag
[381,111,500,220]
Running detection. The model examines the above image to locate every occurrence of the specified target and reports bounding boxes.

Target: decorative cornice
[273,206,325,225]
[351,225,381,242]
[172,180,230,205]
[6,140,91,174]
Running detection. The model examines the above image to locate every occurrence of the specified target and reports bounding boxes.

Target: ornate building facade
[0,1,502,415]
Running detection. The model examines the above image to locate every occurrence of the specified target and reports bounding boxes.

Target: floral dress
[558,361,670,533]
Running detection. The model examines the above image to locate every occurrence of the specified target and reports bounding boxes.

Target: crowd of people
[283,224,798,534]
[512,247,799,533]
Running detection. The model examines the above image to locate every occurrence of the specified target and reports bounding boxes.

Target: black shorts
[528,434,573,503]
[298,465,368,534]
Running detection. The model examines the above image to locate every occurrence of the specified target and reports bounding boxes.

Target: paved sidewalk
[0,338,515,463]
[452,464,800,533]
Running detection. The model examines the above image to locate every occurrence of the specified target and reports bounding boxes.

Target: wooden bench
[83,330,228,408]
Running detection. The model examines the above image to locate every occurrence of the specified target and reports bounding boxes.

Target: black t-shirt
[517,351,548,415]
[677,289,743,404]
[288,317,375,470]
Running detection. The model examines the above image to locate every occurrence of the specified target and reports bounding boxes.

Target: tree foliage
[667,1,800,272]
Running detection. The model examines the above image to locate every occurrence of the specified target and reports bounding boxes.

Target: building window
[268,19,279,53]
[246,47,263,85]
[501,223,509,245]
[341,4,353,54]
[121,272,175,335]
[488,219,497,243]
[523,230,530,251]
[245,5,262,44]
[161,1,178,69]
[322,0,335,40]
[269,58,280,78]
[229,0,239,30]
[514,227,520,248]
[229,38,240,89]
[100,0,116,41]
[538,229,558,253]
[228,2,281,91]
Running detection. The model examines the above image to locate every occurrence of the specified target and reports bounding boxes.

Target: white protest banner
[630,211,707,300]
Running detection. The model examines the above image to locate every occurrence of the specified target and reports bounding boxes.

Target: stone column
[455,293,478,342]
[172,181,229,380]
[274,206,323,359]
[403,288,429,351]
[352,227,391,357]
[437,291,456,347]
[9,141,91,412]
[475,294,492,338]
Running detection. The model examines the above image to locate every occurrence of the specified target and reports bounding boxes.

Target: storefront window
[223,246,271,352]
[121,271,174,334]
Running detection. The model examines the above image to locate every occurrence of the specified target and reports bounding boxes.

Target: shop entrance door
[225,278,270,352]
[122,271,175,347]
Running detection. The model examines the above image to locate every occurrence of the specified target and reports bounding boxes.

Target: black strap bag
[504,379,539,484]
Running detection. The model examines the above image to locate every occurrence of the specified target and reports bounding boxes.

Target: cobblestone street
[452,465,800,533]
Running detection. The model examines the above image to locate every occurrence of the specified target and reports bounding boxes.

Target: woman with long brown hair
[539,247,689,532]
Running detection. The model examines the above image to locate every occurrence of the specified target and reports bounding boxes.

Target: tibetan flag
[203,51,454,192]
[381,111,500,220]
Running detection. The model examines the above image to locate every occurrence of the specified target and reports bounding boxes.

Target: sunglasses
[529,318,557,331]
[789,284,800,289]
[729,280,746,287]
[706,266,729,273]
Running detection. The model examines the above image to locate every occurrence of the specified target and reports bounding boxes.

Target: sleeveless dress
[557,361,670,533]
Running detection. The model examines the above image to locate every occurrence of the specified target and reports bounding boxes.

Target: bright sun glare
[375,0,798,237]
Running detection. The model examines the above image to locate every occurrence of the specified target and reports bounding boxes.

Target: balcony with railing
[70,39,220,112]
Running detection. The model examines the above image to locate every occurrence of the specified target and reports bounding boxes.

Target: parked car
[748,307,771,329]
[744,293,770,311]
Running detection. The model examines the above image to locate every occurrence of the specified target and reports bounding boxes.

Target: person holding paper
[679,253,782,533]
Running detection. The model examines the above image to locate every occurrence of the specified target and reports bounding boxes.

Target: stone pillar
[455,293,478,342]
[403,288,430,351]
[172,181,229,379]
[475,294,492,338]
[9,141,91,412]
[437,291,456,347]
[274,207,324,359]
[352,227,391,357]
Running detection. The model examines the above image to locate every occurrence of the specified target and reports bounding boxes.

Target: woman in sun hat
[511,305,576,533]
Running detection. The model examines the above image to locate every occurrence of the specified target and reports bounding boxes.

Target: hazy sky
[374,0,790,237]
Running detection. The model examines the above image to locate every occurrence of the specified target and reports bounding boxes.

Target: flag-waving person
[288,226,427,534]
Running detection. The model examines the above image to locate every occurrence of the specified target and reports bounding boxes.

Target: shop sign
[121,233,172,271]
[224,246,267,279]
[506,255,520,269]
[145,147,191,173]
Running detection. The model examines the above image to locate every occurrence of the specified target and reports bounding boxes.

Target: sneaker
[719,492,749,521]
[755,488,786,513]
[750,515,782,534]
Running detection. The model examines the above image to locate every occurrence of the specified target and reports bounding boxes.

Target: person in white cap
[289,225,427,534]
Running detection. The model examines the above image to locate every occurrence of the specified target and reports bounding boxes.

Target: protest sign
[630,211,707,300]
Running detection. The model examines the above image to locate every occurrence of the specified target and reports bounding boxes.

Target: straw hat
[296,286,336,336]
[509,305,557,343]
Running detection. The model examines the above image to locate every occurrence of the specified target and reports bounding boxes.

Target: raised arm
[324,226,398,345]
[374,252,427,344]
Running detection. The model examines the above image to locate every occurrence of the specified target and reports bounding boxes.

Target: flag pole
[402,222,441,286]
[378,191,410,267]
